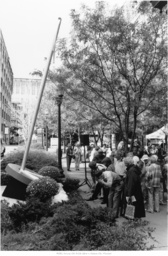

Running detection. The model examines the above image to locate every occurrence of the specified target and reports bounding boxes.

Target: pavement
[1,145,168,251]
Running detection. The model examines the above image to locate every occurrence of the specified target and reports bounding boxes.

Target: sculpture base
[2,177,27,201]
[2,163,41,201]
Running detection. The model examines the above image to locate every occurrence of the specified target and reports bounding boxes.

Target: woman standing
[124,156,145,219]
[74,142,81,171]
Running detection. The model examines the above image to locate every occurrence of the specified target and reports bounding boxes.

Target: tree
[57,1,167,151]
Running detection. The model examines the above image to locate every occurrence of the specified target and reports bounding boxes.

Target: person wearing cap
[86,158,111,202]
[146,155,162,213]
[98,163,124,219]
[89,161,106,186]
[92,148,106,164]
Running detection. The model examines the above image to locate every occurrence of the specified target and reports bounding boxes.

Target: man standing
[66,144,74,172]
[74,142,81,171]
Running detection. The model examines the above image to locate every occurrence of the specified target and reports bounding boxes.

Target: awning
[146,126,167,140]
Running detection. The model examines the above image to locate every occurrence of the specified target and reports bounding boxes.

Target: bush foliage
[1,190,155,251]
[1,149,58,173]
[26,177,59,202]
[1,172,12,185]
[38,166,64,182]
[63,178,80,192]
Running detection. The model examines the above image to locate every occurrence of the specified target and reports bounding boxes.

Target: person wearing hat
[92,148,106,164]
[100,167,124,219]
[86,158,111,203]
[89,161,106,186]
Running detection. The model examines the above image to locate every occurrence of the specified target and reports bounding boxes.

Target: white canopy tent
[146,126,166,140]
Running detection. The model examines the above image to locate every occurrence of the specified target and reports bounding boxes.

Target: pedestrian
[74,142,81,171]
[86,157,112,204]
[92,148,106,163]
[117,141,124,151]
[101,143,107,157]
[108,150,116,164]
[98,163,124,219]
[90,145,99,162]
[149,144,158,156]
[158,142,166,163]
[66,143,74,172]
[124,156,146,219]
[162,156,168,193]
[88,160,107,188]
[114,151,126,177]
[146,155,162,213]
[106,146,112,158]
[114,151,127,216]
[140,154,150,205]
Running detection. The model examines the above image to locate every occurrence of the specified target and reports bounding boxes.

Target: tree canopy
[56,1,167,149]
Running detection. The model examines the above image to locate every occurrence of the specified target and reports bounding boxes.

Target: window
[16,83,20,94]
[32,84,35,95]
[21,84,25,94]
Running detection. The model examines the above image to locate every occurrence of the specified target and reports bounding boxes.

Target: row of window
[0,36,13,76]
[1,109,10,122]
[14,82,40,95]
[1,78,12,101]
[1,63,13,92]
[0,92,8,107]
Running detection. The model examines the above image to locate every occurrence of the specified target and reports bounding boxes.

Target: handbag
[125,204,135,220]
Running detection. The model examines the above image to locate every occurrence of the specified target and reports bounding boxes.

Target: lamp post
[56,93,64,171]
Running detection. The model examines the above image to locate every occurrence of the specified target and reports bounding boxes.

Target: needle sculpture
[3,18,62,200]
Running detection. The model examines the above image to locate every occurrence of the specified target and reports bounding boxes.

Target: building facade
[12,78,53,142]
[0,29,13,144]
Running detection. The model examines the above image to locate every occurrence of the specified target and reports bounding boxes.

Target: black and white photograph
[0,0,167,253]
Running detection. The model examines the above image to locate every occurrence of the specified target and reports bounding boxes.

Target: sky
[0,0,126,78]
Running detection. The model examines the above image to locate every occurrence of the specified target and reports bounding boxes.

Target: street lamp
[55,87,64,171]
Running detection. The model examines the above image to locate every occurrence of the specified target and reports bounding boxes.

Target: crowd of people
[86,141,167,220]
[66,139,167,220]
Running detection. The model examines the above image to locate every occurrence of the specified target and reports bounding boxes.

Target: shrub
[1,149,58,173]
[26,177,59,201]
[1,200,14,234]
[8,197,54,232]
[63,178,80,192]
[1,172,12,185]
[38,166,64,182]
[1,190,155,251]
